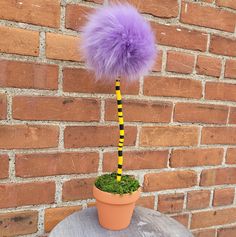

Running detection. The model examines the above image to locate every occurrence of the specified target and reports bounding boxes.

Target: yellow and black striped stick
[115,79,124,182]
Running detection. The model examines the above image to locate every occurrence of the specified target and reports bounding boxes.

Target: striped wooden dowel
[115,79,124,182]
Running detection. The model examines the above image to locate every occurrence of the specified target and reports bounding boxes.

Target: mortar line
[39,31,46,60]
[6,92,12,121]
[226,106,231,125]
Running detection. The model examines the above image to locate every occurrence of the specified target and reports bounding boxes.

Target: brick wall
[0,0,236,236]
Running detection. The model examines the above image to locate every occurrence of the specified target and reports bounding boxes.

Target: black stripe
[118,150,122,156]
[118,115,123,118]
[120,135,124,139]
[117,173,121,176]
[118,108,122,112]
[118,164,122,169]
[116,86,120,90]
[117,100,122,105]
[119,124,124,130]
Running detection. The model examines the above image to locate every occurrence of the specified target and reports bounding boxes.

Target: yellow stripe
[119,118,124,124]
[120,130,124,136]
[117,168,122,174]
[117,176,121,181]
[118,156,123,164]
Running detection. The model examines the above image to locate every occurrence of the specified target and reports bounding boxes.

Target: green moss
[95,173,140,195]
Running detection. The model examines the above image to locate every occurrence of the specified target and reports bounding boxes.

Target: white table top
[49,206,193,237]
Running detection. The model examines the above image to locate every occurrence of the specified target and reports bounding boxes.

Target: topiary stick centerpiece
[115,79,124,181]
[81,3,156,230]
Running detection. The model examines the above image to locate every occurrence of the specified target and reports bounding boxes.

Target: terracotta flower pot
[93,185,141,230]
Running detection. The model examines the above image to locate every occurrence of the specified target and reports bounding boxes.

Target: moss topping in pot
[95,173,140,195]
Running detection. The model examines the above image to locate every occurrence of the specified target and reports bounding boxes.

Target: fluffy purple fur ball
[81,4,156,81]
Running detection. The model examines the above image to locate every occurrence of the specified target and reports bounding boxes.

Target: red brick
[181,2,236,32]
[202,127,236,145]
[229,107,236,124]
[63,68,139,95]
[87,202,96,207]
[115,0,178,18]
[191,208,236,229]
[0,125,59,149]
[140,126,199,147]
[0,182,55,208]
[66,5,94,31]
[136,196,155,209]
[0,211,38,236]
[200,167,236,186]
[16,152,99,178]
[143,170,197,192]
[213,188,235,206]
[196,55,222,77]
[170,148,223,168]
[0,60,58,90]
[45,206,82,232]
[0,26,39,56]
[171,214,189,228]
[103,150,168,172]
[62,178,95,201]
[0,155,9,179]
[46,33,82,62]
[205,82,236,102]
[105,99,172,123]
[225,59,236,79]
[13,96,100,122]
[174,103,228,124]
[144,76,202,99]
[151,22,208,51]
[64,126,136,148]
[158,193,184,214]
[210,35,236,57]
[216,0,236,10]
[0,0,60,28]
[166,51,194,74]
[0,94,7,119]
[226,148,236,164]
[152,50,163,72]
[187,190,210,210]
[218,226,236,237]
[193,229,216,237]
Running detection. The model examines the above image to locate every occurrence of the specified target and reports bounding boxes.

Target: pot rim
[93,185,142,205]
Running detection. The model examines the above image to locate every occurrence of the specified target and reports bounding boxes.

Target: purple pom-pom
[81,4,156,81]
